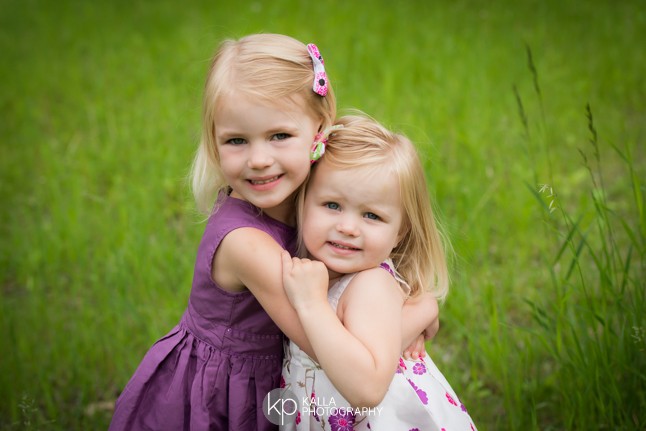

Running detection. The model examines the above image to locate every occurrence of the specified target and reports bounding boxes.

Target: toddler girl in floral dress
[281,114,477,430]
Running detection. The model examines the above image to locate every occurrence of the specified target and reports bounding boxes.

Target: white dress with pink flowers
[281,266,477,431]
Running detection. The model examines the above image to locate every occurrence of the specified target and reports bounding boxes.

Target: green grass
[1,0,644,429]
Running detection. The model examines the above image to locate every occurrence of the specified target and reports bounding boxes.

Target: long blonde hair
[299,114,449,300]
[191,34,337,213]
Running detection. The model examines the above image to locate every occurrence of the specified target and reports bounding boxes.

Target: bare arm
[282,252,404,408]
[212,228,318,358]
[401,292,440,359]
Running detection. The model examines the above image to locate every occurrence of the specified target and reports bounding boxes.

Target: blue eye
[272,133,290,141]
[227,138,246,145]
[325,202,340,210]
[364,212,380,220]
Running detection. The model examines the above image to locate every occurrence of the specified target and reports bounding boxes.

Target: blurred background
[1,0,644,429]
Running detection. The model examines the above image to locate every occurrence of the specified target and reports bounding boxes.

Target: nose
[336,217,360,237]
[247,143,274,169]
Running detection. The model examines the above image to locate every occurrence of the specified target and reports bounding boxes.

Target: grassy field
[1,0,644,429]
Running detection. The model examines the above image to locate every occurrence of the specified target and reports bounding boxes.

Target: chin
[326,263,358,276]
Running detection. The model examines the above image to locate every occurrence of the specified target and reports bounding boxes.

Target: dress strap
[327,273,356,311]
[379,258,411,297]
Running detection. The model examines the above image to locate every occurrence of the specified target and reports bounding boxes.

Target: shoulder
[341,267,406,304]
[220,227,285,262]
[353,266,402,288]
[208,195,262,226]
[337,266,406,324]
[201,197,274,260]
[211,197,289,262]
[207,196,295,248]
[212,227,285,291]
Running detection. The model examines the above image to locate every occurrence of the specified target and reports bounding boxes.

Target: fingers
[282,251,310,270]
[402,334,427,362]
[282,250,313,266]
[281,250,293,275]
[281,250,291,264]
[403,350,421,361]
[282,252,327,283]
[406,351,419,360]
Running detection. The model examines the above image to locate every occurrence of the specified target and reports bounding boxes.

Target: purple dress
[110,195,296,431]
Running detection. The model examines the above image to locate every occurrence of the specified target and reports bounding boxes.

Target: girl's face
[301,159,405,279]
[215,92,321,223]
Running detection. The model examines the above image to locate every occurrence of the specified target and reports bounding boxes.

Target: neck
[265,195,297,226]
[327,269,343,286]
[228,191,296,226]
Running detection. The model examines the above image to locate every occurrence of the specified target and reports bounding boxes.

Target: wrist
[294,297,331,319]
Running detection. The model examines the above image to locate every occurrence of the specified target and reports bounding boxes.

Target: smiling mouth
[249,175,281,185]
[329,241,360,251]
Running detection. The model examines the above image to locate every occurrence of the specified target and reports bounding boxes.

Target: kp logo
[262,388,299,426]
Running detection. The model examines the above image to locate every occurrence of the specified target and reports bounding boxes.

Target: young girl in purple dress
[109,34,438,431]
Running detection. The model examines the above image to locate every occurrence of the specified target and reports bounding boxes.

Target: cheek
[303,151,313,166]
[289,147,312,175]
[301,225,319,256]
[379,230,402,255]
[301,212,316,239]
[217,148,237,170]
[301,209,324,245]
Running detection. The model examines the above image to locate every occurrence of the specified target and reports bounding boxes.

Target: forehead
[215,91,317,130]
[310,160,401,208]
[217,89,312,116]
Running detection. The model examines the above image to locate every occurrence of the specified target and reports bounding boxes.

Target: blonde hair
[191,34,337,213]
[299,114,449,300]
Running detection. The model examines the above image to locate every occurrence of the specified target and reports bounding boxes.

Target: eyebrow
[216,131,240,140]
[315,191,393,213]
[217,124,301,140]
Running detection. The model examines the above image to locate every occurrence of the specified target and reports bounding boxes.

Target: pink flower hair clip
[307,43,329,97]
[310,124,343,164]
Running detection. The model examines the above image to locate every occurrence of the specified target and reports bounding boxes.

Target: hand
[403,334,426,361]
[422,295,440,340]
[281,251,329,311]
[409,292,439,340]
[400,292,440,352]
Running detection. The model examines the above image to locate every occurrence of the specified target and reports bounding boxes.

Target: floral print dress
[281,263,477,431]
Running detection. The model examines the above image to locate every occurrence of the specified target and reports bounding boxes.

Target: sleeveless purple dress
[109,195,296,431]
